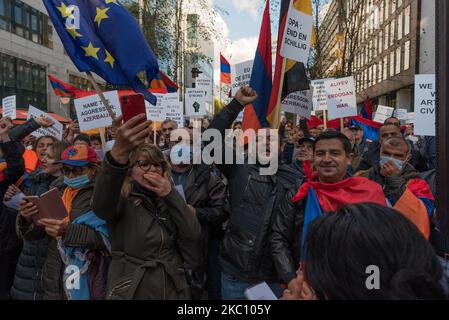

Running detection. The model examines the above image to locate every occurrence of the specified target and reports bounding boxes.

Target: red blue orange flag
[48,75,82,97]
[242,0,272,131]
[220,54,231,85]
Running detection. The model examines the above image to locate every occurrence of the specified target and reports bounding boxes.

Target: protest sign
[236,111,244,122]
[279,1,313,63]
[281,90,313,119]
[324,77,357,120]
[185,89,206,117]
[311,79,333,111]
[74,91,122,131]
[196,75,213,104]
[27,105,63,140]
[414,74,436,136]
[231,60,253,96]
[164,93,184,128]
[2,95,16,119]
[145,93,165,122]
[395,108,408,121]
[373,105,394,123]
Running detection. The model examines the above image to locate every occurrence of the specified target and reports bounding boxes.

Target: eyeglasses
[134,160,162,172]
[62,165,85,176]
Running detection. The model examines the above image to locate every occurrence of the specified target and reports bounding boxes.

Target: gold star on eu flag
[57,2,74,18]
[82,42,100,59]
[66,26,82,39]
[94,7,110,27]
[104,50,115,68]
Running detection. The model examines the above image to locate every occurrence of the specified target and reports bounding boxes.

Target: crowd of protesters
[0,85,447,300]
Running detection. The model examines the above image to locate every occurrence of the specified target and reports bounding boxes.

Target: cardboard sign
[281,90,313,119]
[164,93,184,128]
[324,77,357,120]
[280,1,313,63]
[185,89,206,117]
[145,93,165,122]
[373,105,394,123]
[27,105,63,141]
[231,60,253,96]
[414,74,436,136]
[2,95,16,119]
[74,91,122,131]
[311,79,333,111]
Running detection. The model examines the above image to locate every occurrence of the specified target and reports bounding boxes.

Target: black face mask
[132,181,157,199]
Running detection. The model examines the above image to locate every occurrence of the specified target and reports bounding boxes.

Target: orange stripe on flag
[394,188,430,239]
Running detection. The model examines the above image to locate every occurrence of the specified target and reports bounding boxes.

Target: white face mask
[26,145,33,150]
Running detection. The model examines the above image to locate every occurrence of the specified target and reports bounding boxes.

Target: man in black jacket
[208,86,302,300]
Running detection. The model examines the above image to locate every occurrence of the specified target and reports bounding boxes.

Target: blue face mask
[380,156,404,172]
[64,174,90,189]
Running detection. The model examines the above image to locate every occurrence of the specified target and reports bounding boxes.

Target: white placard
[2,95,16,120]
[406,112,415,124]
[279,1,313,63]
[414,74,436,136]
[324,77,357,120]
[311,79,333,111]
[281,90,313,119]
[74,91,122,131]
[185,89,206,117]
[196,75,213,105]
[373,105,394,123]
[27,105,63,141]
[145,93,165,122]
[231,60,253,96]
[164,93,184,128]
[395,108,408,121]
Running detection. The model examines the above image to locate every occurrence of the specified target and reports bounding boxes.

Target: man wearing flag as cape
[270,130,387,291]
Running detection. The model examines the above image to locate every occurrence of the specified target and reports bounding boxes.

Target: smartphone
[120,93,147,124]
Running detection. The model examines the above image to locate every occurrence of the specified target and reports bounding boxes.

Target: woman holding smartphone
[92,114,201,300]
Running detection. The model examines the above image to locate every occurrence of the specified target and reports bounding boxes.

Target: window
[0,52,47,109]
[390,20,395,46]
[397,0,403,9]
[380,1,384,24]
[383,55,388,80]
[373,64,377,85]
[396,47,401,74]
[384,24,389,49]
[404,40,411,70]
[404,6,410,35]
[390,51,395,77]
[385,0,390,19]
[397,11,403,40]
[379,31,383,54]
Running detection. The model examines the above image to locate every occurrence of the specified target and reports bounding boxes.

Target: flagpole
[340,117,344,132]
[274,58,287,129]
[323,109,328,129]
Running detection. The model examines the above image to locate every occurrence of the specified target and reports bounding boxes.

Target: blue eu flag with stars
[43,0,159,105]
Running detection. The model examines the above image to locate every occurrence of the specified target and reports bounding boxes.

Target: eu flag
[43,0,159,104]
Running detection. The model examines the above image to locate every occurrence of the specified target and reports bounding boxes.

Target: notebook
[25,188,68,223]
[244,282,278,300]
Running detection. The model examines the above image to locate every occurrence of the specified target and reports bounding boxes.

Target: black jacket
[10,174,64,300]
[0,141,26,256]
[209,99,303,283]
[9,118,41,142]
[270,180,305,285]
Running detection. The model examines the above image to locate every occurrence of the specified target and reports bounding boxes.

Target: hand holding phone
[120,93,147,124]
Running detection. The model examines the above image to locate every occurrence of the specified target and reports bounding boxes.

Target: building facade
[319,0,435,111]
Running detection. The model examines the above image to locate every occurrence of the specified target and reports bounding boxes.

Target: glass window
[390,51,395,77]
[404,40,411,70]
[379,31,383,54]
[397,11,403,40]
[396,47,401,74]
[390,20,395,46]
[383,55,388,80]
[384,24,389,49]
[14,3,22,24]
[385,0,390,19]
[404,6,410,35]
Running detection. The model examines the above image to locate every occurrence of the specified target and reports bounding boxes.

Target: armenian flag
[150,71,178,93]
[220,54,231,85]
[48,75,82,97]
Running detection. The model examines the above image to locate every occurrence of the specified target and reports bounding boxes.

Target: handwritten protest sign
[279,1,313,63]
[311,79,333,111]
[164,93,184,128]
[2,95,16,119]
[27,105,63,140]
[145,93,165,122]
[74,91,122,131]
[324,77,357,120]
[374,105,394,123]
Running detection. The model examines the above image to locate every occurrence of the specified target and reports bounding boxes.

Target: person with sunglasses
[17,144,110,299]
[92,114,201,300]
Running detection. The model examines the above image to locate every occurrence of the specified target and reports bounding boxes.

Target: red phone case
[120,93,146,123]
